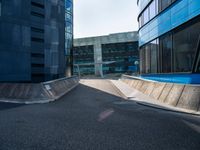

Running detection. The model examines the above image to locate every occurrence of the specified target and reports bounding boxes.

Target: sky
[74,0,139,38]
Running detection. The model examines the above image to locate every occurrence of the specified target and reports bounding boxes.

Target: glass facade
[73,45,95,75]
[102,42,139,74]
[0,0,1,16]
[73,39,139,75]
[139,0,200,46]
[65,0,73,76]
[138,0,176,28]
[138,0,200,84]
[0,0,70,83]
[173,20,200,73]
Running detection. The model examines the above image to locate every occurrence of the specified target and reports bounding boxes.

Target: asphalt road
[0,79,199,150]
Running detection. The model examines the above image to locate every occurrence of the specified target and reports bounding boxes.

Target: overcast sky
[74,0,139,38]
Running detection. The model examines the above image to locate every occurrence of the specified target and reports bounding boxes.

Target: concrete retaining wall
[121,75,200,112]
[0,76,79,104]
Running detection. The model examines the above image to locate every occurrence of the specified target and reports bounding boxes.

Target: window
[66,1,72,13]
[0,0,1,16]
[31,27,44,33]
[31,53,44,58]
[141,14,144,27]
[143,8,149,25]
[31,64,44,68]
[140,47,146,74]
[160,33,172,73]
[66,24,72,33]
[31,2,44,9]
[139,0,159,28]
[196,52,200,73]
[66,13,72,22]
[139,16,141,28]
[159,0,171,12]
[150,39,159,73]
[173,19,200,72]
[145,45,151,73]
[31,37,44,43]
[31,11,45,18]
[149,0,156,20]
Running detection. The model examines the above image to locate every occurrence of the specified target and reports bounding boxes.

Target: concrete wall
[0,76,79,104]
[121,75,200,112]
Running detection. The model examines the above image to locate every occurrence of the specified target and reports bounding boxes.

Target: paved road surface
[0,79,199,150]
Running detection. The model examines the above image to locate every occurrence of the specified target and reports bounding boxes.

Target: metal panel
[139,0,200,46]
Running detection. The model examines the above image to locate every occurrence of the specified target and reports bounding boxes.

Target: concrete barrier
[144,82,155,96]
[130,80,135,87]
[164,84,185,106]
[140,81,149,93]
[43,76,79,99]
[120,75,200,113]
[158,83,174,102]
[0,76,79,104]
[150,82,166,100]
[133,80,139,88]
[135,80,144,90]
[177,85,200,111]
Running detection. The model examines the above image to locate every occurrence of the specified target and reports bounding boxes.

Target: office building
[65,0,73,76]
[138,0,200,84]
[73,32,138,75]
[0,0,73,82]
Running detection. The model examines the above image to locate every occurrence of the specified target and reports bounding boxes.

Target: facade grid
[73,32,139,76]
[0,0,73,83]
[138,0,200,84]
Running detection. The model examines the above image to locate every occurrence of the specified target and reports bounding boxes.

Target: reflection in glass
[160,33,172,73]
[173,21,200,72]
[150,39,158,73]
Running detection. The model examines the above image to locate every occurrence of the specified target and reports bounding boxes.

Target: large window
[102,42,139,73]
[0,0,2,16]
[139,0,176,28]
[160,33,172,73]
[140,47,146,74]
[150,39,159,73]
[143,8,149,25]
[197,53,200,73]
[173,19,200,73]
[149,0,157,20]
[140,16,200,75]
[145,45,151,73]
[140,39,159,74]
[159,0,171,12]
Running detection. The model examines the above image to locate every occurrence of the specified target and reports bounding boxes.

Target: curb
[136,101,200,116]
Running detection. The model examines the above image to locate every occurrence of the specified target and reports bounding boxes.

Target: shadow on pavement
[0,102,24,111]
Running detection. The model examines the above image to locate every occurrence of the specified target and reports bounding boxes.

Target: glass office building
[73,45,95,75]
[102,42,138,74]
[65,0,73,76]
[73,32,139,76]
[138,0,200,84]
[0,0,73,82]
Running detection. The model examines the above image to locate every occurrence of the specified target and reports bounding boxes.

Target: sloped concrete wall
[0,76,79,104]
[121,75,200,112]
[177,85,200,111]
[43,76,79,99]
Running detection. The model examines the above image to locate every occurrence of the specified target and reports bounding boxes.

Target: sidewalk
[110,80,200,116]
